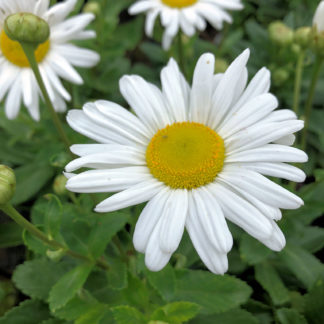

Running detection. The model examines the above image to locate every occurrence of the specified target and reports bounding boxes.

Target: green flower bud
[83,2,101,16]
[53,175,68,196]
[0,165,16,205]
[311,27,324,57]
[214,58,229,74]
[4,13,50,45]
[294,27,312,48]
[268,21,294,46]
[273,68,290,86]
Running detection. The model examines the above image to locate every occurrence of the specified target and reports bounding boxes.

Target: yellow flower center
[0,30,50,67]
[161,0,197,8]
[146,122,225,189]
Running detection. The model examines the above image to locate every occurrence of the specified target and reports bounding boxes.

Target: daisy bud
[4,13,50,45]
[295,27,312,48]
[83,2,101,16]
[273,68,289,86]
[53,175,68,196]
[0,165,16,205]
[268,21,294,46]
[313,1,324,32]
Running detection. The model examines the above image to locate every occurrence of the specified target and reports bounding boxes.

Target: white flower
[129,0,243,50]
[313,0,324,32]
[65,49,307,274]
[0,0,100,120]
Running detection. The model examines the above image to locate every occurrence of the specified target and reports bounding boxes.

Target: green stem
[293,50,305,115]
[20,43,72,154]
[0,203,110,270]
[301,56,323,151]
[177,32,186,76]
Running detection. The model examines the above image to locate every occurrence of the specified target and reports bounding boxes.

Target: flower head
[129,0,243,50]
[313,0,324,32]
[0,165,16,205]
[65,49,307,274]
[0,0,100,120]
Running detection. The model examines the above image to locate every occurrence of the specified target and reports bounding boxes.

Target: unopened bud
[311,29,324,56]
[269,21,294,46]
[53,175,68,196]
[295,27,312,48]
[273,68,289,86]
[4,13,50,45]
[83,2,101,16]
[214,58,229,73]
[0,165,16,205]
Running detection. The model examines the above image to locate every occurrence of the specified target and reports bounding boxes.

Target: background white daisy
[129,0,244,49]
[0,0,100,120]
[65,49,307,274]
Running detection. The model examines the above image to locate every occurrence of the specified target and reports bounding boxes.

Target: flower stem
[0,203,110,270]
[20,43,72,154]
[177,32,186,76]
[301,56,323,151]
[293,50,305,115]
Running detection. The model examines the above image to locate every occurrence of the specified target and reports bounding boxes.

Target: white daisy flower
[129,0,244,50]
[0,0,100,120]
[65,49,307,274]
[313,0,324,32]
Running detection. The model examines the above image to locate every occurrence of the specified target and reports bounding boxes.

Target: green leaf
[173,269,252,314]
[106,256,127,290]
[23,228,47,255]
[88,212,129,258]
[0,299,50,324]
[240,234,272,265]
[276,308,307,324]
[48,263,94,311]
[304,280,324,324]
[145,264,176,301]
[255,262,290,306]
[40,319,66,324]
[12,258,68,300]
[191,309,259,324]
[0,222,22,248]
[111,306,146,324]
[75,304,108,324]
[278,245,324,289]
[12,162,55,205]
[151,302,200,324]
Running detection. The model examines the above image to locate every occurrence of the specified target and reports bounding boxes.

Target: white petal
[5,75,22,119]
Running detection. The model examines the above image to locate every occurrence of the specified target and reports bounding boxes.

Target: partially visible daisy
[313,0,324,32]
[129,0,243,49]
[65,49,307,274]
[0,0,100,120]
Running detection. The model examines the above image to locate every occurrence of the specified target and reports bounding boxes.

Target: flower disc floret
[146,122,225,189]
[161,0,197,8]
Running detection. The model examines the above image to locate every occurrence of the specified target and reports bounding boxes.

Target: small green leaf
[88,212,129,258]
[278,245,324,289]
[0,299,50,324]
[23,228,47,255]
[191,309,258,324]
[75,304,108,324]
[276,308,307,324]
[255,262,290,306]
[0,222,22,248]
[111,306,146,324]
[145,264,176,301]
[107,256,127,290]
[304,280,324,324]
[240,234,272,265]
[151,302,200,324]
[12,258,68,300]
[173,269,252,314]
[48,263,94,311]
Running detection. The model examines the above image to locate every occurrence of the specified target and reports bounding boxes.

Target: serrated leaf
[255,262,290,306]
[12,258,68,300]
[276,308,307,324]
[240,234,272,265]
[111,306,146,324]
[23,228,47,255]
[191,309,258,324]
[173,269,252,314]
[278,245,324,289]
[0,299,50,324]
[49,263,94,311]
[0,222,22,248]
[145,264,176,301]
[88,212,129,258]
[151,302,200,323]
[304,280,324,324]
[75,304,108,324]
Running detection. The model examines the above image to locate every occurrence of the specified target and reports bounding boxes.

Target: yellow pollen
[161,0,197,8]
[0,30,50,67]
[146,122,225,189]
